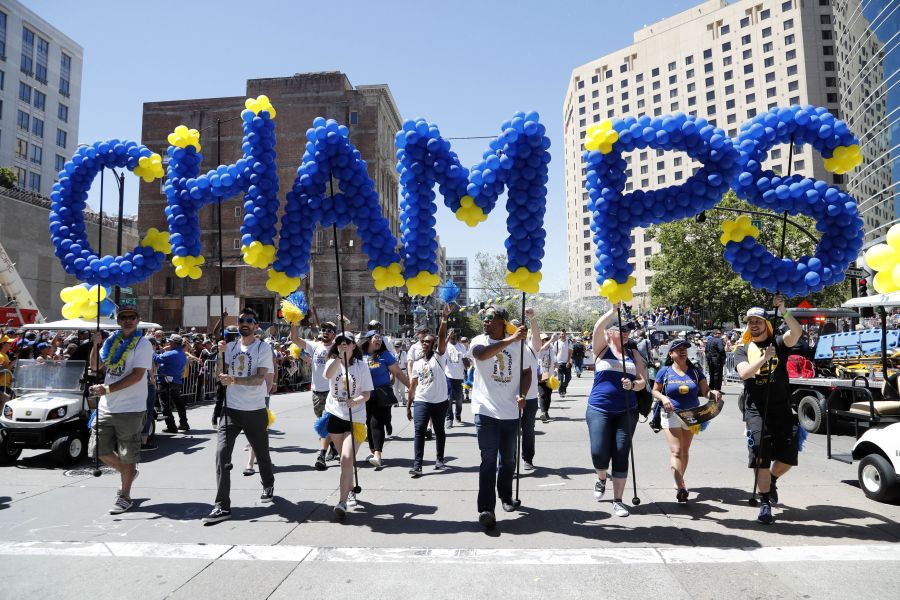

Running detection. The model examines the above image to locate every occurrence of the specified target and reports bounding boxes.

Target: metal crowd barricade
[178,358,219,404]
[277,357,311,392]
[725,352,740,383]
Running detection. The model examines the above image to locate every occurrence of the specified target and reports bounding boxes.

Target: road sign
[120,287,133,295]
[845,267,868,279]
[751,219,762,230]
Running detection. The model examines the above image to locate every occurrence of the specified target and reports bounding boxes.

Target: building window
[783,19,793,30]
[826,92,838,103]
[786,49,797,60]
[825,77,836,87]
[767,87,777,98]
[578,107,585,115]
[794,159,805,171]
[622,104,630,113]
[29,144,41,164]
[669,88,677,98]
[704,62,713,73]
[743,64,753,74]
[0,11,6,58]
[27,171,40,191]
[651,67,659,77]
[727,113,737,124]
[621,91,629,100]
[822,30,832,40]
[687,82,695,92]
[742,49,752,60]
[15,167,25,186]
[782,0,792,9]
[824,61,834,71]
[576,79,584,89]
[31,117,43,137]
[788,80,798,91]
[578,94,585,103]
[636,99,645,109]
[724,70,733,80]
[708,105,717,115]
[33,90,45,111]
[723,56,732,66]
[653,93,661,103]
[670,102,679,111]
[762,26,772,37]
[605,69,612,78]
[657,175,665,184]
[745,93,756,103]
[653,107,662,116]
[726,99,735,109]
[636,86,644,95]
[787,65,798,76]
[16,109,29,130]
[59,53,72,97]
[35,36,48,83]
[771,148,781,159]
[763,42,773,52]
[668,61,676,71]
[18,82,31,103]
[703,48,712,59]
[685,55,693,65]
[15,137,29,159]
[720,24,730,35]
[740,16,750,28]
[725,84,734,95]
[820,14,831,25]
[747,108,757,118]
[760,8,770,19]
[55,154,65,172]
[688,96,696,106]
[591,74,599,84]
[821,47,832,57]
[56,128,67,148]
[745,78,755,89]
[20,27,34,75]
[652,80,660,90]
[668,74,677,85]
[619,63,627,73]
[705,76,714,87]
[349,111,358,125]
[741,34,751,45]
[722,41,732,52]
[592,90,599,98]
[636,73,643,82]
[789,96,799,104]
[766,72,776,82]
[785,33,794,45]
[686,68,694,79]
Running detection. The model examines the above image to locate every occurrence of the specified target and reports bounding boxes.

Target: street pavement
[2,374,899,599]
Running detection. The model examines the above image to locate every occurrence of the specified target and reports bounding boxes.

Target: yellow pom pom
[267,409,276,428]
[289,343,302,359]
[352,421,367,444]
[547,376,561,390]
[280,300,305,325]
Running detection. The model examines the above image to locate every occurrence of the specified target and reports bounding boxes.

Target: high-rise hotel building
[564,0,855,303]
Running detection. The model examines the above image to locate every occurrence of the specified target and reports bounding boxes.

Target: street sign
[845,267,868,279]
[120,287,133,295]
[751,219,762,230]
[119,298,137,307]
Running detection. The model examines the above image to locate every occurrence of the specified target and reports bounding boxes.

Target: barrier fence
[177,357,311,404]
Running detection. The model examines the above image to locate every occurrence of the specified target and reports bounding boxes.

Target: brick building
[135,72,421,333]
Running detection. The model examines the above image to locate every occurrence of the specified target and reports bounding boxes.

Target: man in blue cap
[732,295,801,525]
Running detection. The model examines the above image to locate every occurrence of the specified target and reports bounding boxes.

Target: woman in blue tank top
[586,305,647,517]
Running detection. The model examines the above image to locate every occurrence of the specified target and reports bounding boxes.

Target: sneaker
[456,419,463,425]
[523,461,534,471]
[757,502,774,525]
[769,479,779,505]
[334,501,347,519]
[434,460,446,470]
[325,448,339,462]
[446,420,454,429]
[260,487,274,503]
[386,423,393,436]
[314,454,328,471]
[202,506,231,525]
[109,495,133,515]
[594,478,606,500]
[369,455,383,468]
[612,500,630,517]
[501,499,517,512]
[140,441,157,451]
[347,492,357,508]
[409,466,423,478]
[178,422,190,431]
[560,392,567,398]
[478,511,496,529]
[425,428,434,440]
[243,468,255,476]
[676,488,689,503]
[164,426,178,434]
[540,412,549,423]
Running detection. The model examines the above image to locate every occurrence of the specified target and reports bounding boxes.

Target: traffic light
[859,278,868,297]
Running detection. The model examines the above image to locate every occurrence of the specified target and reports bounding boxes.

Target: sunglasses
[481,314,496,322]
[117,314,138,321]
[337,339,355,346]
[238,317,257,324]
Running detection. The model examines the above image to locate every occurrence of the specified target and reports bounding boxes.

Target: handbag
[629,350,653,418]
[373,384,397,408]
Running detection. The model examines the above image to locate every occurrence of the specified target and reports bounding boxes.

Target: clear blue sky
[27,0,698,293]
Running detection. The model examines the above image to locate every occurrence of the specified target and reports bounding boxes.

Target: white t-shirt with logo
[538,347,555,377]
[325,358,374,423]
[553,338,572,364]
[444,342,467,380]
[99,335,153,414]
[407,341,424,369]
[470,334,523,420]
[308,340,333,392]
[524,345,539,400]
[412,352,448,404]
[225,338,274,411]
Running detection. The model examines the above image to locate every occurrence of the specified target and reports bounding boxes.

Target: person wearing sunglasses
[323,333,373,517]
[469,306,531,529]
[203,308,275,525]
[407,304,452,477]
[290,320,340,470]
[87,306,154,515]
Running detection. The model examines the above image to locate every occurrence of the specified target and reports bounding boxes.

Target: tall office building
[136,72,417,332]
[833,0,898,245]
[0,0,82,198]
[446,257,470,306]
[564,0,848,303]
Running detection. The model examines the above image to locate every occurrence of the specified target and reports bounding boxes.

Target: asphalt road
[2,374,899,599]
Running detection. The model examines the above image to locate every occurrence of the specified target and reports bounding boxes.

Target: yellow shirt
[0,353,11,387]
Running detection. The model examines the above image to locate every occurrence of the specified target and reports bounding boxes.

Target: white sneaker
[334,501,347,518]
[612,500,630,517]
[347,492,357,508]
[368,455,383,468]
[593,478,606,500]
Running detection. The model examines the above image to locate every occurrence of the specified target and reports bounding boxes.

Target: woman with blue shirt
[652,338,719,503]
[587,305,647,517]
[360,331,409,469]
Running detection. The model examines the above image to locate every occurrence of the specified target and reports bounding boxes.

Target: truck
[0,239,44,326]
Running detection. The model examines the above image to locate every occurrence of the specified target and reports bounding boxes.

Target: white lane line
[0,542,898,565]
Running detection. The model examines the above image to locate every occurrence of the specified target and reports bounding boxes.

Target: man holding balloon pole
[732,295,802,525]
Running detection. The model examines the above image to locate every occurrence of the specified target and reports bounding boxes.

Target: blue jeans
[585,407,638,479]
[573,356,584,377]
[141,385,157,436]
[520,398,538,463]
[445,378,463,422]
[474,414,517,512]
[413,400,448,467]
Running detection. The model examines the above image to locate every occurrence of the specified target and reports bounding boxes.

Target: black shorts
[326,413,353,435]
[744,402,799,468]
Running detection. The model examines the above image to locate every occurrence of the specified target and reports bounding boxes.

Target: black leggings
[539,381,553,414]
[366,386,395,452]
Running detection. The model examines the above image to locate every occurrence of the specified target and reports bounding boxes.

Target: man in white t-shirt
[444,329,469,428]
[392,339,408,406]
[88,306,153,515]
[470,306,531,529]
[290,320,338,469]
[552,332,573,397]
[203,308,275,525]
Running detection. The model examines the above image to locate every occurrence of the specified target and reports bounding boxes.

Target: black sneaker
[178,422,190,432]
[409,466,423,478]
[314,455,328,471]
[425,428,434,440]
[434,460,446,470]
[540,413,549,423]
[325,449,339,462]
[501,499,517,512]
[478,511,496,529]
[446,420,454,429]
[594,478,606,500]
[757,502,774,525]
[202,506,232,525]
[523,461,534,471]
[676,488,688,503]
[260,487,274,503]
[769,479,779,505]
[140,441,158,451]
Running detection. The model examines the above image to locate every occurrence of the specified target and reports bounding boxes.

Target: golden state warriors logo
[492,350,513,384]
[678,384,690,395]
[748,343,779,384]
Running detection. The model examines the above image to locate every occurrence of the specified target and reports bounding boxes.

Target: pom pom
[438,280,460,304]
[281,291,308,325]
[314,413,330,439]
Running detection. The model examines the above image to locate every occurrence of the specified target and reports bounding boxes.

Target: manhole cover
[63,465,117,477]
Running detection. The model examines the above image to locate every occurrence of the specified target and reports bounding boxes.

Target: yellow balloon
[267,409,276,428]
[60,286,78,303]
[893,262,900,290]
[873,270,899,294]
[865,244,899,273]
[888,224,900,251]
[81,304,98,320]
[61,303,80,319]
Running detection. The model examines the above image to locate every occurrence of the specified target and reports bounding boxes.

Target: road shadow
[138,435,208,463]
[0,496,10,510]
[127,498,323,525]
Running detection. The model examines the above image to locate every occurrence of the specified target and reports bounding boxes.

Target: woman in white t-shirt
[406,305,451,477]
[323,333,374,519]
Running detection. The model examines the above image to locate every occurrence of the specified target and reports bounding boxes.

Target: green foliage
[0,167,17,189]
[648,190,851,324]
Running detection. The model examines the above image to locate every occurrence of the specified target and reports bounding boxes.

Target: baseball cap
[36,342,51,351]
[169,334,183,345]
[669,339,691,352]
[745,307,769,321]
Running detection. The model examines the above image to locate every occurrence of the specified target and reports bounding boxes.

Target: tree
[472,251,514,301]
[648,190,851,326]
[0,167,16,189]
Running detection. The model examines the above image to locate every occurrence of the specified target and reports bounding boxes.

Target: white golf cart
[0,316,160,467]
[826,294,900,503]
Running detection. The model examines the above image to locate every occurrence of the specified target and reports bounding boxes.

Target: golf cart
[0,316,160,466]
[0,359,90,465]
[823,293,900,503]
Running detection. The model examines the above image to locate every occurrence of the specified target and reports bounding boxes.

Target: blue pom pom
[314,413,330,439]
[438,280,461,304]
